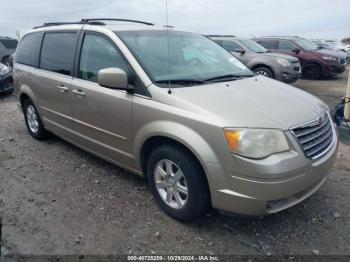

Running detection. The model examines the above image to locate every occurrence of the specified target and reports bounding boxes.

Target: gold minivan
[14,19,338,221]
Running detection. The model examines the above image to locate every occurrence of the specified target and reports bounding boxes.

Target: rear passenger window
[279,40,297,51]
[40,32,77,76]
[16,33,43,67]
[79,34,128,83]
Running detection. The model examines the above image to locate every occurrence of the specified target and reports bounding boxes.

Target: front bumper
[324,62,346,76]
[275,65,301,83]
[207,127,338,216]
[0,75,14,94]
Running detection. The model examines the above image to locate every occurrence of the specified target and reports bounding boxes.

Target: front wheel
[147,145,210,222]
[254,66,274,78]
[302,63,322,80]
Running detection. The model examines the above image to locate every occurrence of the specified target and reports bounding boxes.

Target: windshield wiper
[205,74,252,82]
[155,79,205,86]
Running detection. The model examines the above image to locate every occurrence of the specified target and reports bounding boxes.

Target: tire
[23,99,49,140]
[253,66,274,78]
[302,63,322,80]
[146,144,210,222]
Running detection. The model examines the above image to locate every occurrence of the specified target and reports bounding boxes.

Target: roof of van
[30,19,174,33]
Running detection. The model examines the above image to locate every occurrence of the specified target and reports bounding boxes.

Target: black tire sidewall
[302,63,321,80]
[23,99,48,140]
[146,145,210,222]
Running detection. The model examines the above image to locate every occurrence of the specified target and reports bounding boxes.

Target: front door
[71,32,133,167]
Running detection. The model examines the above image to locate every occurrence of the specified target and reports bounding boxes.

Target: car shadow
[37,131,339,234]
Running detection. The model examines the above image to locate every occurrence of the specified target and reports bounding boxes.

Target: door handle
[57,85,69,93]
[72,89,86,97]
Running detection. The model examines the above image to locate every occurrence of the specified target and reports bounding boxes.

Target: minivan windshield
[117,30,253,86]
[239,39,268,53]
[294,38,319,51]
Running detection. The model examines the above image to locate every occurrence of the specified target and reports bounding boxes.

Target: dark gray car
[0,37,18,65]
[209,36,301,83]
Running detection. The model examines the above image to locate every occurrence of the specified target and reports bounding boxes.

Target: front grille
[291,112,334,160]
[293,66,300,72]
[339,58,346,65]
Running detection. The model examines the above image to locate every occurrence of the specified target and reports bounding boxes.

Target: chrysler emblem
[318,114,326,125]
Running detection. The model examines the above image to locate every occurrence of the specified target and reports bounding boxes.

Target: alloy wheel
[256,70,270,77]
[26,105,39,134]
[154,159,188,209]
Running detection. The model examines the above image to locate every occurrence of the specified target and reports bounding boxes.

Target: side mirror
[8,55,14,68]
[292,48,301,54]
[98,68,133,91]
[234,48,246,54]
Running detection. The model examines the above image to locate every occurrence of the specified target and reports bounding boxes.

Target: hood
[316,48,347,58]
[159,76,328,130]
[262,52,299,63]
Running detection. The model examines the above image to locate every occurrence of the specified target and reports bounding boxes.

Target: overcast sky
[0,0,349,40]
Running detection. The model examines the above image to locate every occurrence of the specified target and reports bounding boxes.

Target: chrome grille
[291,112,334,160]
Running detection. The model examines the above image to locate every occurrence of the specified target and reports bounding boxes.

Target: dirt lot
[0,68,350,256]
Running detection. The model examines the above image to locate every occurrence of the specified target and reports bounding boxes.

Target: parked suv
[0,37,18,65]
[254,36,347,80]
[208,35,301,83]
[14,20,338,221]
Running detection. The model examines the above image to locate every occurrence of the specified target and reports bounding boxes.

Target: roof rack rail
[33,20,105,29]
[33,18,154,29]
[81,18,154,26]
[205,34,235,37]
[259,35,300,38]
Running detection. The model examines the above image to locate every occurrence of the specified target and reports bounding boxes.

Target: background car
[312,39,350,63]
[254,36,347,80]
[208,35,301,83]
[0,36,18,65]
[0,63,13,95]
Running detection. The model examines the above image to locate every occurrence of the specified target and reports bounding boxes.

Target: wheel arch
[135,122,220,181]
[18,85,38,112]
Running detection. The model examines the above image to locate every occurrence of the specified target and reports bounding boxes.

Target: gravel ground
[0,68,349,256]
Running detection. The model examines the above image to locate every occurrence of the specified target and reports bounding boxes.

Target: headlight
[276,58,290,67]
[322,56,338,62]
[0,66,10,75]
[224,128,289,159]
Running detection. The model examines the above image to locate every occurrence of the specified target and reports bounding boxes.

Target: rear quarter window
[40,32,78,76]
[15,33,43,67]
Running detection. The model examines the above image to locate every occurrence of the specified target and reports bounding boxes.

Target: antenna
[165,0,172,95]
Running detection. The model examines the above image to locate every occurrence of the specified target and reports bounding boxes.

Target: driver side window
[79,34,128,83]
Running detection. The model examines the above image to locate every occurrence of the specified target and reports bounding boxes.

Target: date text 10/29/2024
[127,255,220,261]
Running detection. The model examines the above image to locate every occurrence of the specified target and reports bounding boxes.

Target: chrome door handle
[57,85,69,93]
[72,89,86,97]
